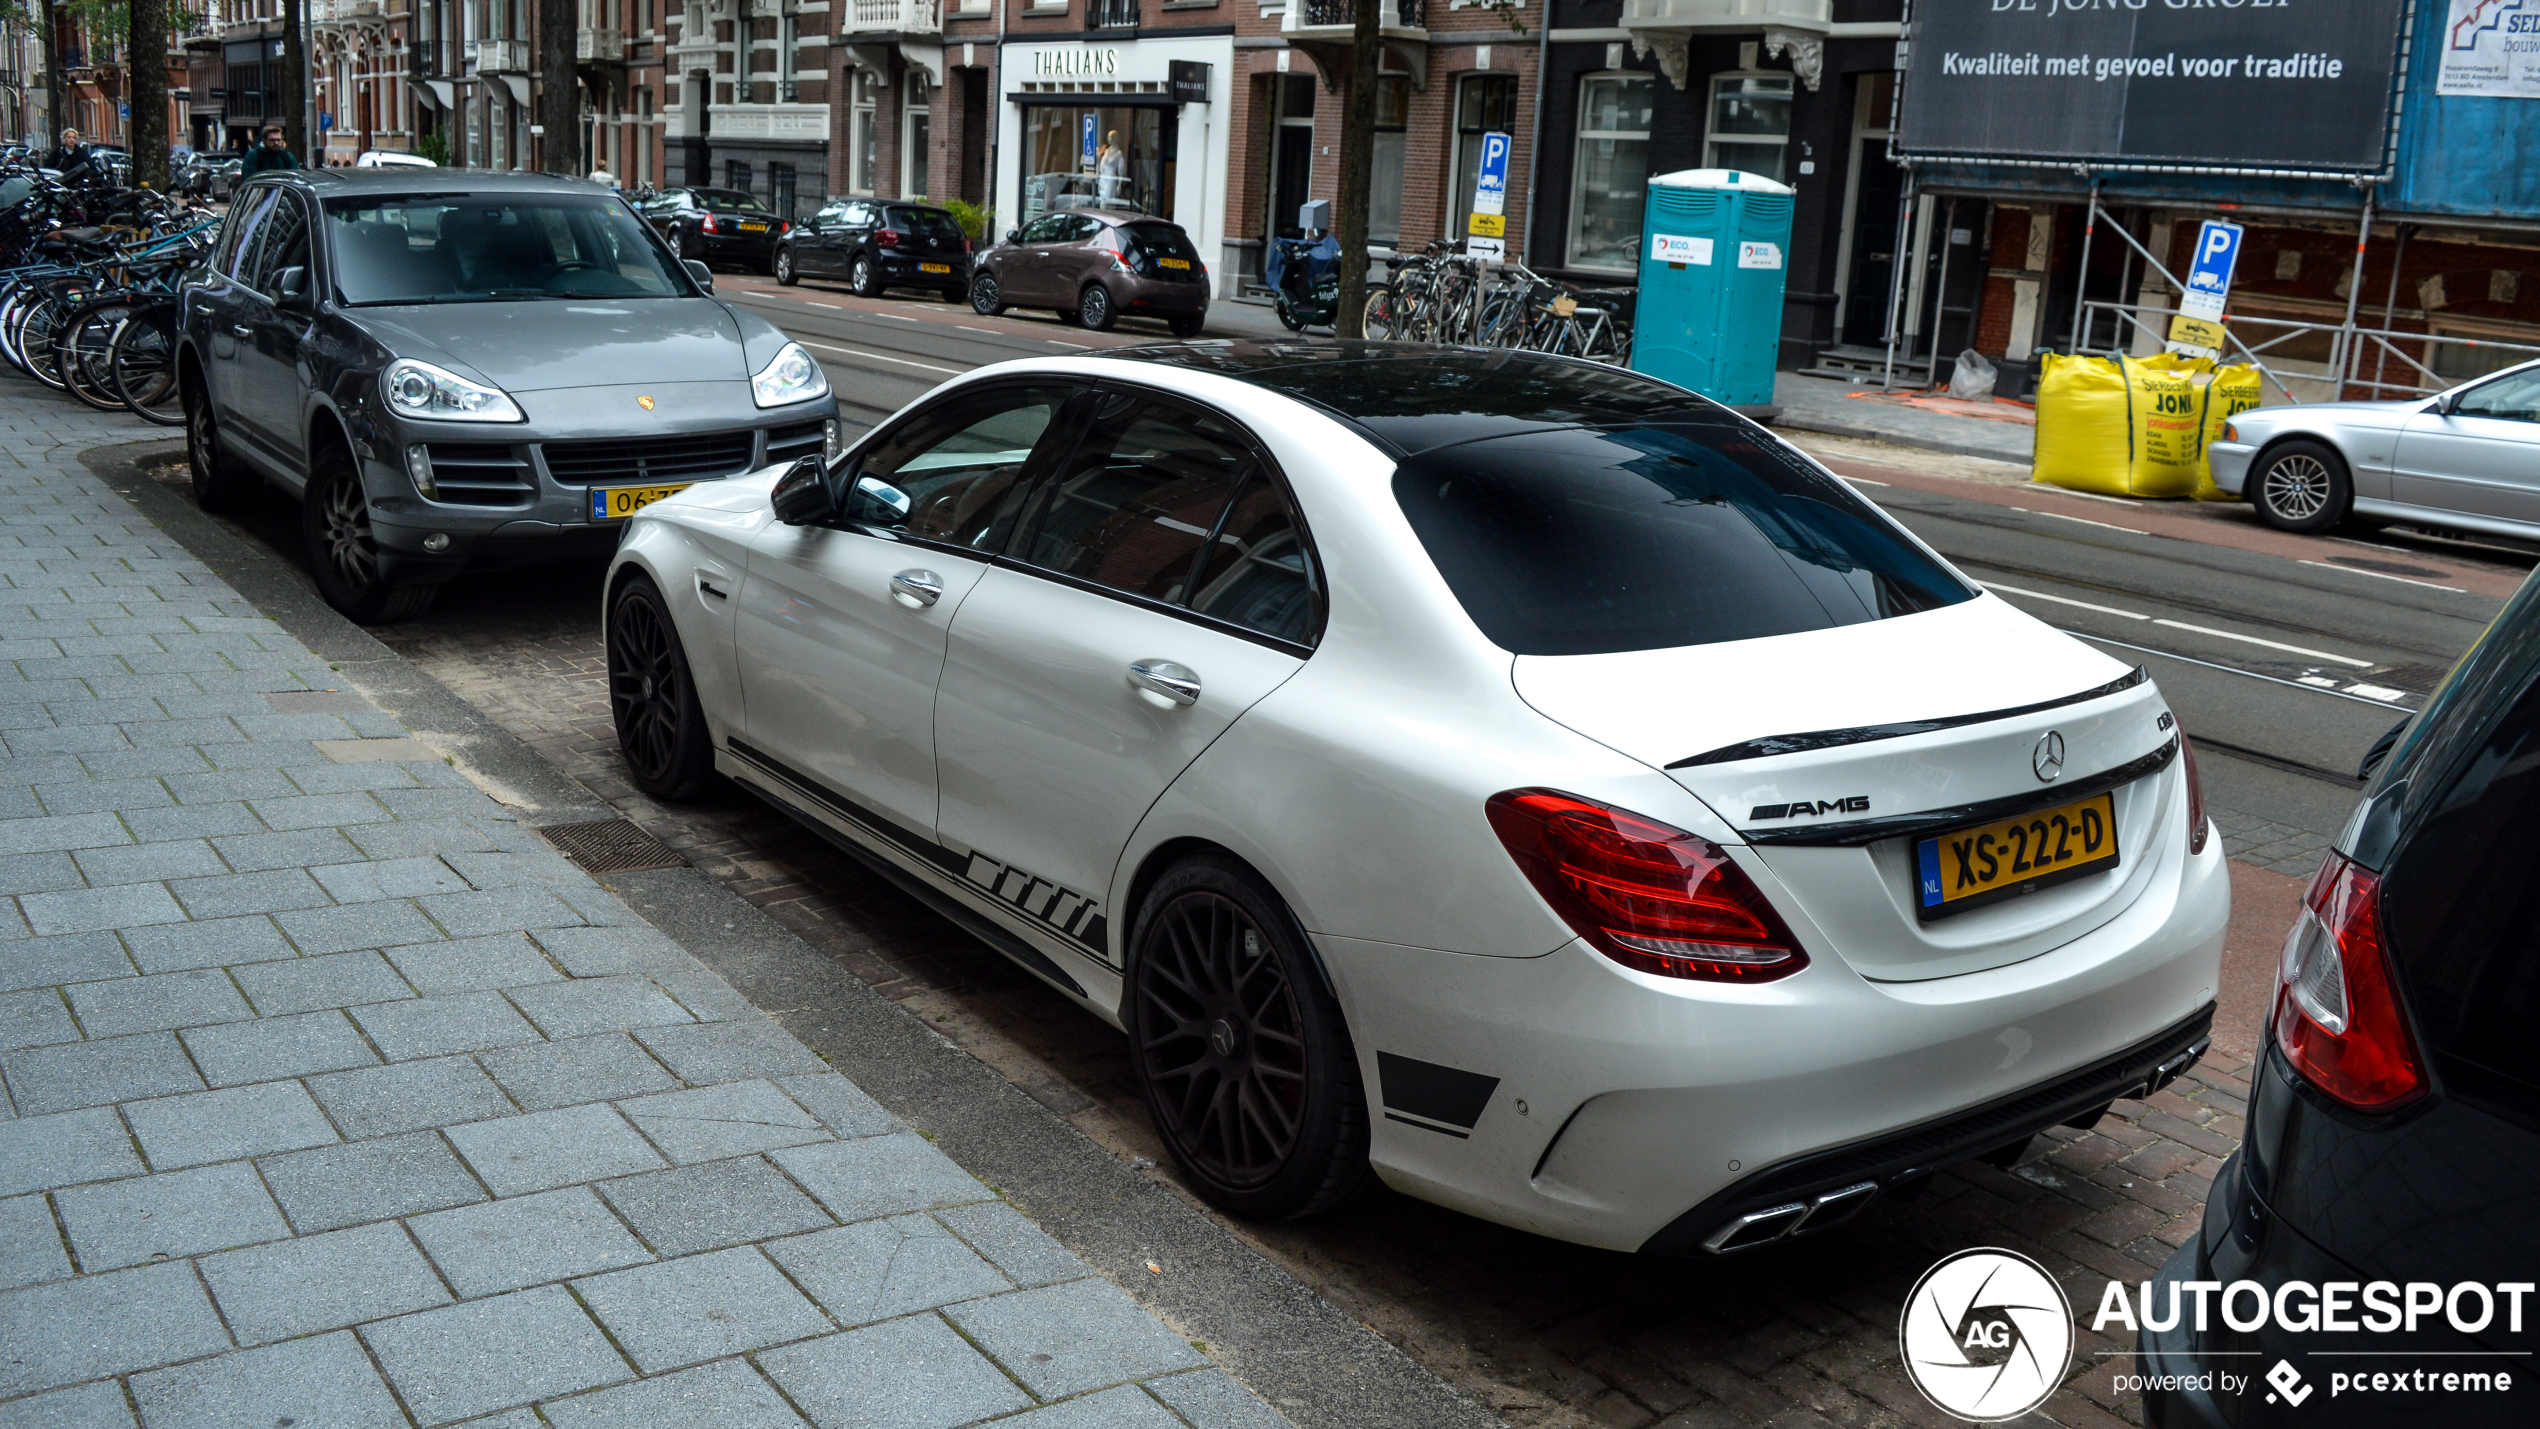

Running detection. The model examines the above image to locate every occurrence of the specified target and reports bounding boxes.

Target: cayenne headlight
[382,359,523,422]
[751,341,829,408]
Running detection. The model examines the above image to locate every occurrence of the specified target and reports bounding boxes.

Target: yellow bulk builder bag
[2031,352,2210,498]
[2192,363,2265,502]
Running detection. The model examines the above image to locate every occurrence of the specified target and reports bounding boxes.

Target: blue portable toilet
[1629,169,1795,412]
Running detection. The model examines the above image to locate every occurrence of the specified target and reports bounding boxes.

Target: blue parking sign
[2178,219,2243,322]
[1082,113,1097,171]
[1475,131,1510,201]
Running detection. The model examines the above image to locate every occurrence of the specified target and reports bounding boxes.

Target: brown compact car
[970,209,1209,336]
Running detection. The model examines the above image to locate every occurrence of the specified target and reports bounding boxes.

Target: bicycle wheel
[111,309,182,425]
[57,301,135,412]
[1362,285,1399,340]
[17,297,73,391]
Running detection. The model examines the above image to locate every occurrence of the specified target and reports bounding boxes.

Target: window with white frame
[1369,76,1406,247]
[903,75,931,200]
[1568,73,1650,273]
[1704,72,1792,183]
[851,70,880,194]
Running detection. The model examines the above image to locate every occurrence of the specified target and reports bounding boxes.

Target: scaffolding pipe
[2372,223,2413,396]
[2334,191,2376,396]
[1881,170,1919,391]
[2068,179,2101,354]
[1926,198,1956,388]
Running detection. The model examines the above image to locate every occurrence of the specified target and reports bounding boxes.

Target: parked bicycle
[1362,239,1633,367]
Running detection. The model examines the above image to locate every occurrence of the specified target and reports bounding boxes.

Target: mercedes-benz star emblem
[2032,731,2066,783]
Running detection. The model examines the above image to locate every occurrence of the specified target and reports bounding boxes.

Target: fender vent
[537,817,689,875]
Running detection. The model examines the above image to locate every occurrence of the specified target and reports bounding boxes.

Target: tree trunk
[130,0,168,186]
[40,0,61,145]
[540,0,577,173]
[282,0,306,158]
[1333,0,1380,339]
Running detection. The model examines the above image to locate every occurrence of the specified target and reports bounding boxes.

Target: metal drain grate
[539,818,689,875]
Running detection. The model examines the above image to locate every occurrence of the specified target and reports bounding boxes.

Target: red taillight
[1110,251,1136,275]
[877,228,901,247]
[2182,734,2209,855]
[963,235,974,253]
[1485,790,1809,982]
[700,214,719,234]
[2272,853,2425,1112]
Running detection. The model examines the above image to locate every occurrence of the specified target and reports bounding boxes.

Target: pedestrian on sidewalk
[242,125,303,176]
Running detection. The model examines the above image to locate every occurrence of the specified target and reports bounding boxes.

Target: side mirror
[1004,229,1020,245]
[683,258,714,293]
[273,265,312,308]
[769,456,836,526]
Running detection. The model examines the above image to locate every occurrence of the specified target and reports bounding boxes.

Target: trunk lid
[1513,594,2182,981]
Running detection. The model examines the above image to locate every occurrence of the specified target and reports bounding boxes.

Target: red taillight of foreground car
[877,228,902,247]
[700,214,719,234]
[1485,790,1809,983]
[2272,853,2425,1112]
[2182,734,2209,855]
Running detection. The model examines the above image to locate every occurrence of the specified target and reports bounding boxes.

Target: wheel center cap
[639,676,656,701]
[1207,1018,1238,1058]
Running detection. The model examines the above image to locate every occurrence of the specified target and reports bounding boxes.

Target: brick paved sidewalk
[0,402,1287,1427]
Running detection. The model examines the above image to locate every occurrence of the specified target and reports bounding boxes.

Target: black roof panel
[1094,341,1725,455]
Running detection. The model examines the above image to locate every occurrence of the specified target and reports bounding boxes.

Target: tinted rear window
[696,189,770,213]
[1393,424,1973,656]
[892,208,964,239]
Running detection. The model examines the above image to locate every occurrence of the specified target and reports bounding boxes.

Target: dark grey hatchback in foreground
[178,168,839,621]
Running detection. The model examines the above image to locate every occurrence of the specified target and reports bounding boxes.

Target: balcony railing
[1295,0,1423,28]
[840,0,940,34]
[473,37,530,73]
[576,28,626,62]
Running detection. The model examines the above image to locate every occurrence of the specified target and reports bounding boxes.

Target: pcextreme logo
[1900,1247,2075,1422]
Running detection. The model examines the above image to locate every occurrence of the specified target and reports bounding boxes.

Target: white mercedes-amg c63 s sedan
[601,343,2229,1255]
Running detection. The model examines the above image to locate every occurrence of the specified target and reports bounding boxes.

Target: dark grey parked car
[177,169,839,621]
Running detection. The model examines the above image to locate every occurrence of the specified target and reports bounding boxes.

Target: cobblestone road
[121,448,2294,1429]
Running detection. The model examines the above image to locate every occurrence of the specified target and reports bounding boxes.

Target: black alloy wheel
[301,449,435,623]
[2250,438,2352,535]
[1128,856,1372,1220]
[185,380,258,513]
[850,254,881,298]
[773,244,797,285]
[970,274,1005,316]
[1077,283,1117,332]
[606,575,717,798]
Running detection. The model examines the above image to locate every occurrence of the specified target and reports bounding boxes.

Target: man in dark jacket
[42,128,90,174]
[241,127,301,176]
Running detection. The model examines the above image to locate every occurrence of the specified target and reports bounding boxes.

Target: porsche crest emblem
[636,395,655,411]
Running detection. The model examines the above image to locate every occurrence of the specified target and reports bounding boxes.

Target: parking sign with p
[2178,219,2244,323]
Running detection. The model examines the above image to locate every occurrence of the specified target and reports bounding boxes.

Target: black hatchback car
[773,198,971,299]
[2138,571,2540,1427]
[176,170,837,622]
[640,187,788,270]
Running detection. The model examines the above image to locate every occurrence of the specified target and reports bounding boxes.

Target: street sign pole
[1466,131,1510,264]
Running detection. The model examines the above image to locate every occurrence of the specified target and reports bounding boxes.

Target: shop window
[1022,104,1176,225]
[1451,75,1518,249]
[1568,73,1652,274]
[1370,76,1407,247]
[1704,73,1792,184]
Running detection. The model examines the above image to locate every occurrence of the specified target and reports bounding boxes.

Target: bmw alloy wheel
[2261,454,2331,522]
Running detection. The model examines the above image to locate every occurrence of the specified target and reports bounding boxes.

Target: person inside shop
[242,125,302,176]
[42,128,91,175]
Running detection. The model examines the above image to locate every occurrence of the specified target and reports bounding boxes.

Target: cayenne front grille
[764,421,826,465]
[423,443,535,507]
[539,431,757,487]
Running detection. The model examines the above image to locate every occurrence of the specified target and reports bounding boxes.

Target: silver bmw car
[2209,358,2540,537]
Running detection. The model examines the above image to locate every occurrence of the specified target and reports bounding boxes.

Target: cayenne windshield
[325,194,688,304]
[1393,423,1973,656]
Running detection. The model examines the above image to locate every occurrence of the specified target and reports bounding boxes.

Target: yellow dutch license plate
[1915,792,2119,920]
[590,483,693,521]
[919,262,951,274]
[1159,257,1191,270]
[737,221,768,232]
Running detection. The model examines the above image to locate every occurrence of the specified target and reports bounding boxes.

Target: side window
[2453,368,2540,424]
[1189,476,1319,646]
[1012,396,1255,605]
[217,188,277,277]
[1019,214,1073,244]
[1063,215,1104,242]
[241,194,310,293]
[845,202,878,227]
[842,385,1074,551]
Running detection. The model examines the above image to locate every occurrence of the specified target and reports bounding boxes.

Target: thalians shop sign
[1897,0,2411,171]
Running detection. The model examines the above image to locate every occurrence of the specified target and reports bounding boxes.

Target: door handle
[231,324,252,337]
[889,568,944,608]
[1127,659,1201,708]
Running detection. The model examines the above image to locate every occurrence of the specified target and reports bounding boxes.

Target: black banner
[1897,0,2411,172]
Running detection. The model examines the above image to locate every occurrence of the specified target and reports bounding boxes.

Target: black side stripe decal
[1377,1052,1500,1137]
[723,738,1109,959]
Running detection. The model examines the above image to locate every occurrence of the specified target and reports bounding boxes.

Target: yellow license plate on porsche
[919,262,951,274]
[590,483,693,521]
[1915,792,2118,920]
